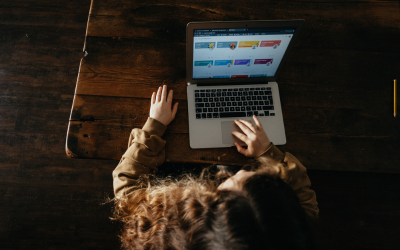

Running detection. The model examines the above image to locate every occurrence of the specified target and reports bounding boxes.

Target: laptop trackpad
[221,120,255,145]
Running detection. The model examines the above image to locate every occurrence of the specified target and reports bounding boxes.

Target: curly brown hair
[112,167,315,250]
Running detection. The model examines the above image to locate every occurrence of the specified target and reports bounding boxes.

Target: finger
[171,102,179,117]
[156,86,162,102]
[235,142,249,156]
[232,131,249,144]
[161,85,167,102]
[167,89,173,104]
[253,115,263,130]
[235,120,254,136]
[238,119,257,133]
[151,92,155,105]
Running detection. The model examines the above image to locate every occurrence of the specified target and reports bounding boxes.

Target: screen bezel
[186,20,305,85]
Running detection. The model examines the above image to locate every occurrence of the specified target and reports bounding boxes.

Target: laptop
[186,20,304,149]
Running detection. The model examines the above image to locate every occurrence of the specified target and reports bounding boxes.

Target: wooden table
[66,0,400,173]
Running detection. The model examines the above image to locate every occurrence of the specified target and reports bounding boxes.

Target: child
[112,85,318,250]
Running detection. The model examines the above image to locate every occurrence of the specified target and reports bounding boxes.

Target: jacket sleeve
[112,117,167,198]
[256,143,319,219]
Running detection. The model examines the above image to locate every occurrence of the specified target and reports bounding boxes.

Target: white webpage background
[193,35,293,78]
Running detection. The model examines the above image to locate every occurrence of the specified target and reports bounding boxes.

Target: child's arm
[112,85,178,198]
[232,116,319,219]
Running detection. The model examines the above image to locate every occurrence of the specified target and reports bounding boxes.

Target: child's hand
[150,85,179,126]
[231,116,271,157]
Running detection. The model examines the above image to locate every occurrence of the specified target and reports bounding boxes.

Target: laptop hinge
[197,82,268,87]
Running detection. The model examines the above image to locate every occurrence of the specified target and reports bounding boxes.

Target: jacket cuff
[142,117,167,137]
[255,143,285,164]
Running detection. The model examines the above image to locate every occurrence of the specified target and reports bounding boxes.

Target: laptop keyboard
[194,87,275,119]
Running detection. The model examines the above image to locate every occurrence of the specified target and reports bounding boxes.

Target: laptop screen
[192,27,295,79]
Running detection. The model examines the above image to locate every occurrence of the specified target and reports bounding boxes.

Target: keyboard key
[246,106,251,111]
[200,93,205,97]
[211,89,216,92]
[203,108,207,112]
[217,92,221,97]
[222,102,226,106]
[259,101,264,105]
[265,91,272,95]
[241,107,246,111]
[230,97,235,101]
[195,93,199,97]
[196,114,201,119]
[195,98,202,102]
[233,88,238,91]
[214,98,219,102]
[264,101,269,105]
[264,111,269,116]
[249,101,253,105]
[243,101,248,106]
[206,89,211,92]
[217,89,222,92]
[211,93,216,97]
[247,112,253,117]
[241,96,246,101]
[270,113,275,116]
[254,111,259,116]
[220,112,247,118]
[238,102,242,106]
[254,91,259,95]
[225,107,229,111]
[216,103,221,107]
[205,103,210,107]
[262,96,267,100]
[243,92,248,96]
[236,107,240,111]
[200,90,205,92]
[219,108,224,112]
[232,102,237,106]
[213,113,219,118]
[214,108,218,112]
[255,88,260,90]
[263,106,274,110]
[195,103,204,107]
[245,88,249,91]
[236,97,240,101]
[239,88,244,91]
[230,107,235,111]
[246,96,251,100]
[227,102,231,106]
[222,89,227,91]
[267,87,271,90]
[252,106,257,110]
[208,108,213,112]
[225,97,229,101]
[261,87,266,90]
[228,89,233,91]
[195,90,200,92]
[257,106,262,110]
[238,92,243,96]
[202,113,206,118]
[196,108,202,113]
[250,88,255,90]
[254,101,258,105]
[249,91,253,95]
[206,93,210,97]
[222,92,227,96]
[220,97,224,101]
[259,91,264,95]
[211,103,215,107]
[207,113,212,118]
[227,92,232,96]
[259,113,264,116]
[252,96,257,100]
[232,92,237,96]
[204,98,208,102]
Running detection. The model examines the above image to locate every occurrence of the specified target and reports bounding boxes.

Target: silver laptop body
[186,20,305,149]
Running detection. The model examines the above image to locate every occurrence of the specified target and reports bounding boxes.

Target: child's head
[113,168,315,250]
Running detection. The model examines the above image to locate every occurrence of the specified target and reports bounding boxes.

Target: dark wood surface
[1,0,400,249]
[66,0,400,173]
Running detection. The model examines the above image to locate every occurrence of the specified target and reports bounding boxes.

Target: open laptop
[186,20,304,149]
